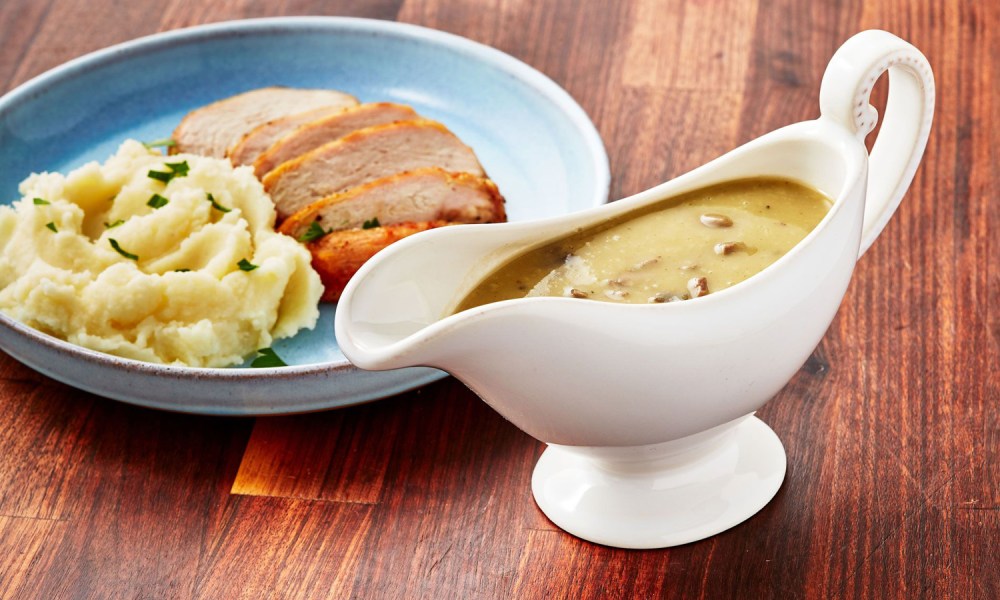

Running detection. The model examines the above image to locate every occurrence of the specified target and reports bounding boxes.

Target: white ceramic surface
[0,17,610,414]
[532,416,786,549]
[336,30,934,548]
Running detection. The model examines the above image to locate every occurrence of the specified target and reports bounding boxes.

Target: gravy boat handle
[819,30,935,257]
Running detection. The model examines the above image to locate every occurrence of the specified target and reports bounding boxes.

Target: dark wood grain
[0,0,996,598]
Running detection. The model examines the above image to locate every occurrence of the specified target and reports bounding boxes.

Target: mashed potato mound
[0,140,323,367]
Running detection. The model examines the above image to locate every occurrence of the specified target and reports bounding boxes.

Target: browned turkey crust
[308,221,449,302]
[227,104,357,167]
[277,167,505,240]
[252,102,420,177]
[171,87,358,158]
[262,119,486,221]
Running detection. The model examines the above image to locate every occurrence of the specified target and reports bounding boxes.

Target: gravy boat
[335,30,934,549]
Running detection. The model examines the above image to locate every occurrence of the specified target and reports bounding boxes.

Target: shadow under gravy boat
[335,30,934,549]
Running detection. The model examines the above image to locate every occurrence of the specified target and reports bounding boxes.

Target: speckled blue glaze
[0,17,610,414]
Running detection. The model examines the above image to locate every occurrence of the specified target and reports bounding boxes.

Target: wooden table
[0,1,996,598]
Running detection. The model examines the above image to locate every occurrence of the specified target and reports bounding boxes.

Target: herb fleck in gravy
[454,177,832,311]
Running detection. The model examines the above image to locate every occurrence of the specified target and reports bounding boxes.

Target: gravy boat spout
[335,30,933,549]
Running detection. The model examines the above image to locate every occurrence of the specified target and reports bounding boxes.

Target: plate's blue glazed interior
[0,19,609,373]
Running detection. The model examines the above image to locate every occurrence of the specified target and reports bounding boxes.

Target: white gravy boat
[335,30,934,549]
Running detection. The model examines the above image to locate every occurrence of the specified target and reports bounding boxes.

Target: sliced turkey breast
[278,167,505,240]
[262,119,486,221]
[308,221,448,302]
[171,87,358,158]
[252,102,420,177]
[227,104,357,167]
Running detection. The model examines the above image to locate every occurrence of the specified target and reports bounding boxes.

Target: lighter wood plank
[231,407,401,503]
[673,0,759,91]
[621,0,757,91]
[621,0,685,88]
[0,516,66,600]
[194,497,373,599]
[4,1,160,89]
[0,0,52,90]
[594,88,745,198]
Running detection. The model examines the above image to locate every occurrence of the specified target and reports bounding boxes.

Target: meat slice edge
[253,102,420,177]
[171,87,358,158]
[227,104,354,167]
[263,119,486,221]
[277,167,505,240]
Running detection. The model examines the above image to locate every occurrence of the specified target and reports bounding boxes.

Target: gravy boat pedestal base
[532,415,785,549]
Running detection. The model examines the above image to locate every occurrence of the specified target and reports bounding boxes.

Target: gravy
[455,177,832,311]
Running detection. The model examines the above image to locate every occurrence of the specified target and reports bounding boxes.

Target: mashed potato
[0,140,323,367]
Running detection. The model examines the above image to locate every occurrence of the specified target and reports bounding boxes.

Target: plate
[0,17,610,415]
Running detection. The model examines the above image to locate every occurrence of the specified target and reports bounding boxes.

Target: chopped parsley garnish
[109,238,138,261]
[45,222,58,233]
[165,161,190,177]
[104,219,125,229]
[362,217,381,229]
[147,194,169,209]
[251,347,287,368]
[33,197,50,205]
[299,220,329,243]
[207,193,230,213]
[147,160,190,183]
[142,138,176,150]
[147,169,173,183]
[237,258,258,271]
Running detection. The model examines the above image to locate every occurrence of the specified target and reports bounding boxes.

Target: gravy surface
[455,177,832,311]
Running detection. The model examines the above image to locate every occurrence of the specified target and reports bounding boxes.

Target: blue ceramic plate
[0,17,609,414]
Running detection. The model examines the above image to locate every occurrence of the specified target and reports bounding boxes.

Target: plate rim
[0,16,610,404]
